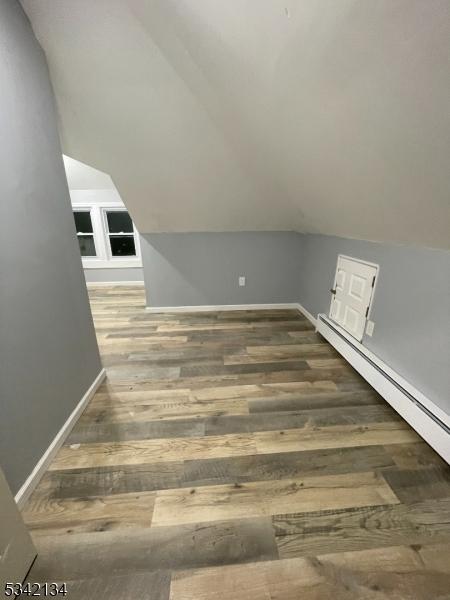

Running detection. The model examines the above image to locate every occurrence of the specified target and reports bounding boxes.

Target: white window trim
[101,206,142,265]
[73,207,98,259]
[72,202,142,269]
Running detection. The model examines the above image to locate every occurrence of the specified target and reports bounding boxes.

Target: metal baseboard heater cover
[316,314,450,464]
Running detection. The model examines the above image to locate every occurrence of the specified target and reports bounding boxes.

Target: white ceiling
[22,0,450,248]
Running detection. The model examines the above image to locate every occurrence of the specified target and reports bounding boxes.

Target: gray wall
[0,0,102,494]
[141,230,449,415]
[300,234,450,415]
[141,232,303,307]
[84,268,144,284]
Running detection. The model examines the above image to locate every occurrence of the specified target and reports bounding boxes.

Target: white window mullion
[91,205,109,261]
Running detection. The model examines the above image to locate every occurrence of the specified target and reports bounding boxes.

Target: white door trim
[0,469,36,589]
[337,254,380,269]
[329,255,379,341]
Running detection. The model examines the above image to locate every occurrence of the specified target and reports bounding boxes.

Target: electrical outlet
[239,276,246,287]
[366,320,375,336]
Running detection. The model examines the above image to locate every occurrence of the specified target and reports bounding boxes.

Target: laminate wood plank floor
[23,285,450,599]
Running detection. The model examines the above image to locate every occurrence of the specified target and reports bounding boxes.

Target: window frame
[101,206,140,262]
[72,202,141,269]
[73,207,97,258]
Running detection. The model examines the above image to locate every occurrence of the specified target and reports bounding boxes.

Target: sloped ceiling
[21,0,450,248]
[63,155,115,190]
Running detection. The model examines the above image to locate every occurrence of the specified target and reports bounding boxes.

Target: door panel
[348,274,365,300]
[329,256,377,341]
[0,468,36,589]
[336,268,346,291]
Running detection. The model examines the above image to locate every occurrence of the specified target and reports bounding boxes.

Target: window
[105,210,136,257]
[73,210,96,257]
[71,204,141,267]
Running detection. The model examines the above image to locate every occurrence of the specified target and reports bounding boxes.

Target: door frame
[329,254,379,339]
[0,468,37,589]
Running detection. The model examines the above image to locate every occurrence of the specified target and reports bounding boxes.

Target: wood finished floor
[23,285,450,599]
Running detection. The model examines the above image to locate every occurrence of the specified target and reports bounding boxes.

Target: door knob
[330,288,336,295]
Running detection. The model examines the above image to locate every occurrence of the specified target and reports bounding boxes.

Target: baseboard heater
[316,314,450,464]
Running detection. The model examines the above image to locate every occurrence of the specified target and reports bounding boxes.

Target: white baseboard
[317,315,449,464]
[87,281,144,287]
[146,303,301,313]
[295,303,317,327]
[15,368,106,509]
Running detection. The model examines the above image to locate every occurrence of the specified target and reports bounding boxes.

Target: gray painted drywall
[299,234,450,415]
[141,230,449,414]
[0,0,102,494]
[141,232,303,307]
[84,268,144,283]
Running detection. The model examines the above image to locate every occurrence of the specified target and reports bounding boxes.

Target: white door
[329,255,378,341]
[0,468,36,589]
